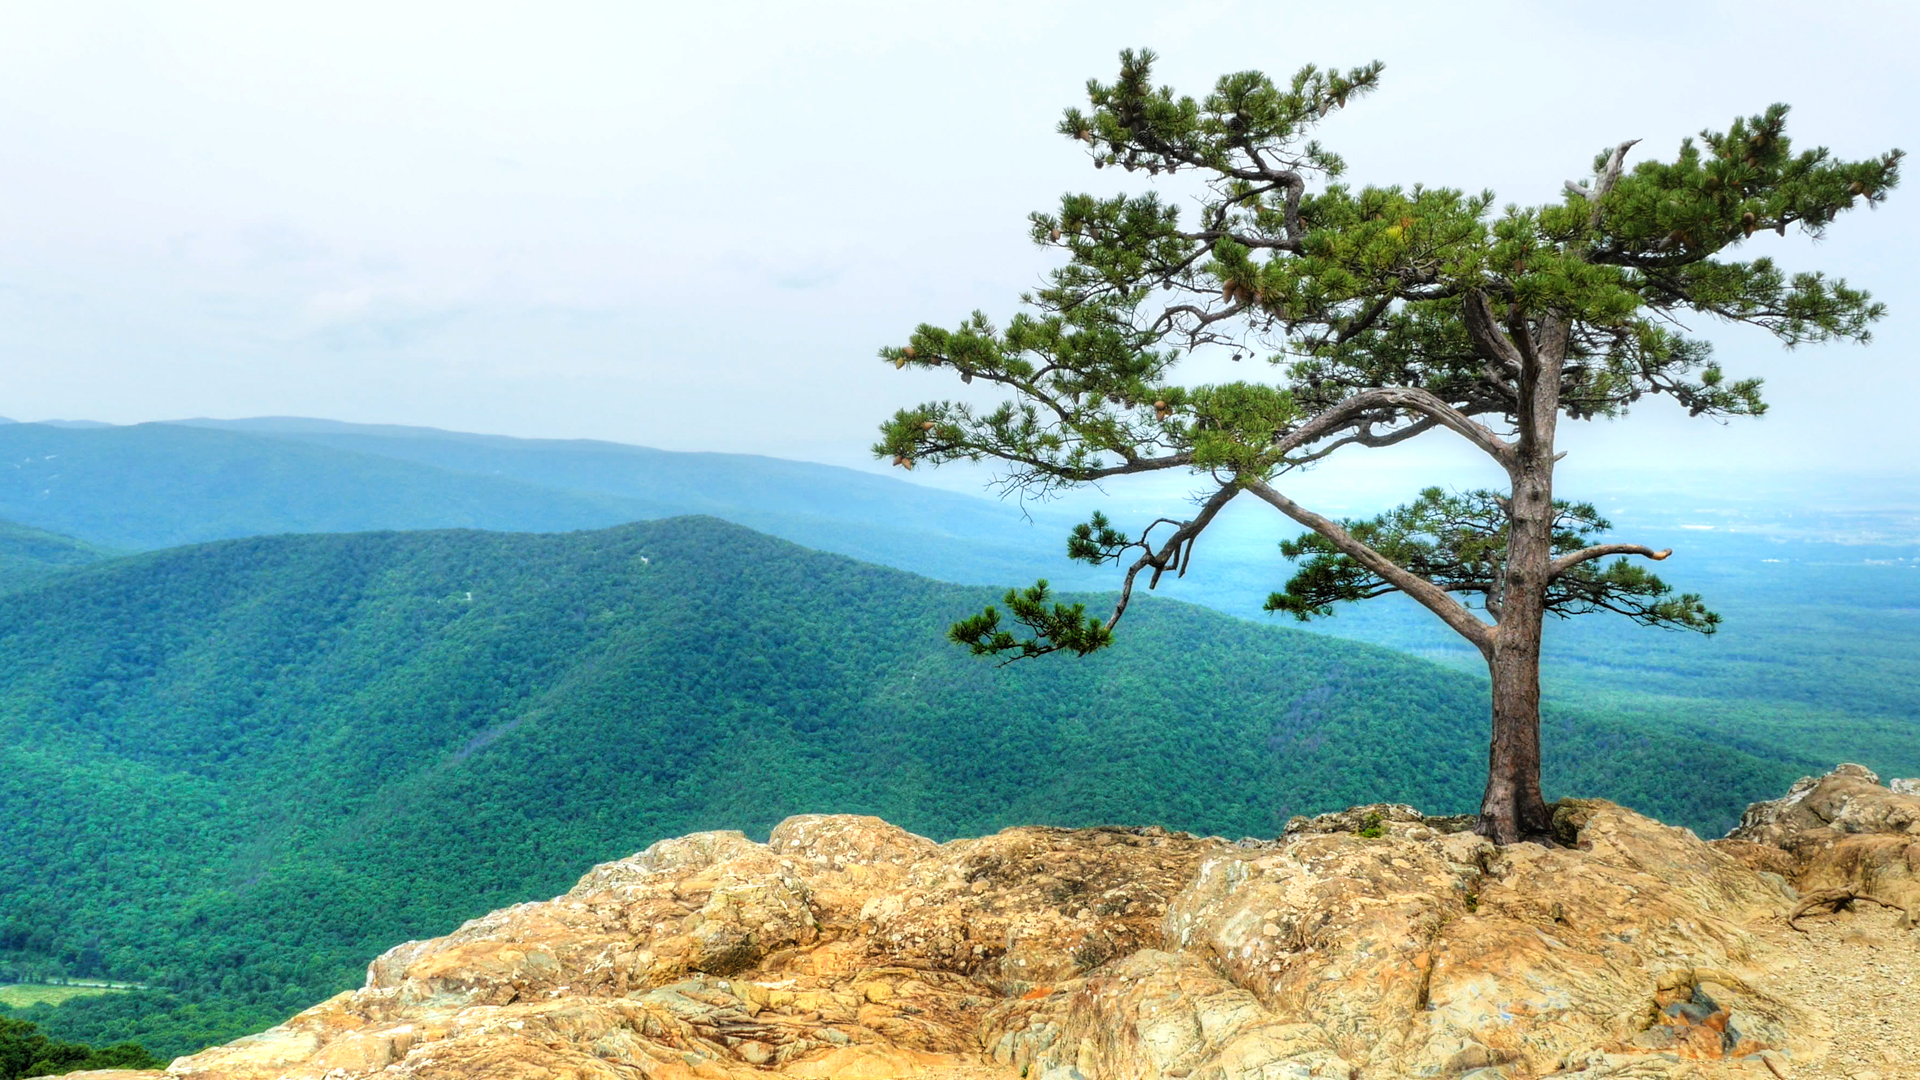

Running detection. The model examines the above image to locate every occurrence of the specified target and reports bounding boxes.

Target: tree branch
[1578,138,1640,229]
[1282,416,1439,466]
[1550,543,1671,578]
[1103,483,1241,631]
[1244,479,1493,654]
[1276,386,1513,468]
[1462,290,1525,381]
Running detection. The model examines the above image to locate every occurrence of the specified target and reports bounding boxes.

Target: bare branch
[1789,889,1911,933]
[1580,138,1640,229]
[1283,416,1439,467]
[1000,450,1196,486]
[1244,479,1493,655]
[1104,483,1241,631]
[1274,170,1306,245]
[1462,290,1525,382]
[1550,543,1671,578]
[1276,386,1513,467]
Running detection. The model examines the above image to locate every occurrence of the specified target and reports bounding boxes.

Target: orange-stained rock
[859,824,1218,994]
[1000,803,1813,1079]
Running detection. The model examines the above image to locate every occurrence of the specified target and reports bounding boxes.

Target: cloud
[239,220,330,266]
[727,244,856,291]
[303,289,471,350]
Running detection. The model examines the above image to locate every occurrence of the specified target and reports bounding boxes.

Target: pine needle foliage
[875,48,1899,840]
[1264,488,1719,632]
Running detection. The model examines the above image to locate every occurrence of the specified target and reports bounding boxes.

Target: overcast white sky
[1,0,1914,501]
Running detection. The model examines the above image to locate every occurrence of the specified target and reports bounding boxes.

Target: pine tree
[875,49,1901,843]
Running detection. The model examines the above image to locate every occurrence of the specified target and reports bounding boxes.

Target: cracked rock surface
[83,772,1920,1080]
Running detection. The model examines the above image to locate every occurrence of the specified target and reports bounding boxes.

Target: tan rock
[980,949,1354,1079]
[868,825,1218,995]
[1725,763,1920,923]
[150,799,1881,1080]
[1727,764,1920,848]
[1136,802,1811,1077]
[1281,800,1477,839]
[783,1045,971,1078]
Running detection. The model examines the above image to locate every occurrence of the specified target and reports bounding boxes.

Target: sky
[1,0,1915,506]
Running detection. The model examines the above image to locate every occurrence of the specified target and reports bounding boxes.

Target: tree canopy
[876,49,1899,840]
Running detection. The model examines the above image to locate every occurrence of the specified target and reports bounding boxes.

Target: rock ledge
[96,773,1920,1079]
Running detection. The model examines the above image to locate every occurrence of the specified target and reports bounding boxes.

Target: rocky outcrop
[88,772,1920,1080]
[1726,764,1920,848]
[990,802,1810,1079]
[165,818,1220,1080]
[1722,763,1920,926]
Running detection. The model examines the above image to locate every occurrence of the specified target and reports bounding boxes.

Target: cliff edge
[82,767,1920,1080]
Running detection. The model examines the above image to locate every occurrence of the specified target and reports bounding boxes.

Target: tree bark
[1478,311,1564,844]
[1480,600,1553,843]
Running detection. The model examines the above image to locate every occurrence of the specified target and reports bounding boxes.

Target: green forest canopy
[0,516,1831,1056]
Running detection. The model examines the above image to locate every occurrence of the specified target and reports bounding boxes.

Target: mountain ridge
[3,417,1912,821]
[0,518,117,592]
[0,419,1095,591]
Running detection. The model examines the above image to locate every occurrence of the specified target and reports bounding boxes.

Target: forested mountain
[5,418,1913,815]
[0,520,115,592]
[0,517,1813,1057]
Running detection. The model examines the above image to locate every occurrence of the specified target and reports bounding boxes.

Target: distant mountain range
[0,417,1096,590]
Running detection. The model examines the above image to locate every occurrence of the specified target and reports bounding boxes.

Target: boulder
[1723,763,1920,923]
[1725,763,1920,847]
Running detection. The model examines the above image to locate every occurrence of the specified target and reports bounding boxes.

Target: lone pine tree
[876,50,1900,843]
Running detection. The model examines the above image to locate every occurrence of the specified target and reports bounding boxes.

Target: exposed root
[1786,888,1911,932]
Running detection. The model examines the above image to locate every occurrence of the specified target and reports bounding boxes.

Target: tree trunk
[1479,450,1557,844]
[1480,605,1553,843]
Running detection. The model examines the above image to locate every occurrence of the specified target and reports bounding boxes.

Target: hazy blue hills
[175,416,1044,534]
[0,419,1092,589]
[4,418,1914,789]
[0,421,654,550]
[0,516,1811,1056]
